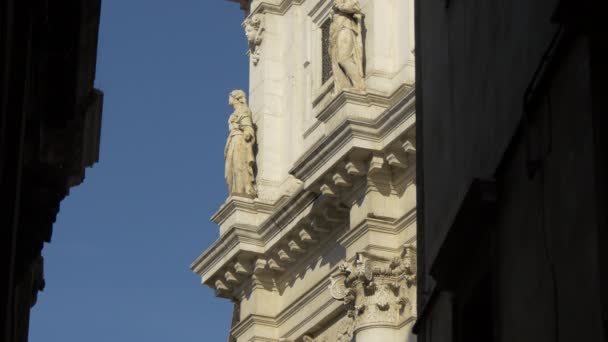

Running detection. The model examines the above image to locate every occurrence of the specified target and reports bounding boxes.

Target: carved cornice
[194,125,417,300]
[211,196,275,226]
[192,190,329,285]
[250,0,306,16]
[316,85,411,123]
[233,314,279,336]
[307,0,333,23]
[338,210,417,250]
[291,86,416,186]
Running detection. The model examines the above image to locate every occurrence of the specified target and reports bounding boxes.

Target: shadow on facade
[0,1,104,341]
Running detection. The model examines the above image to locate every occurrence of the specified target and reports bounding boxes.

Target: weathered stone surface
[330,0,366,95]
[225,90,257,198]
[244,14,265,66]
[192,1,417,341]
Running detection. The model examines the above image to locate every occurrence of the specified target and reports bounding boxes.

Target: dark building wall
[0,1,103,341]
[415,0,606,341]
[416,0,562,265]
[493,36,601,341]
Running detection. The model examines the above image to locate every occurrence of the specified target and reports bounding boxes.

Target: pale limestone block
[194,0,418,341]
[211,196,273,236]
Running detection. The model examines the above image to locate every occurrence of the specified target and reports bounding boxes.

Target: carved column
[329,245,417,341]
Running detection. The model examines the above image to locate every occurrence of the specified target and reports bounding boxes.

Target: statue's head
[229,89,247,106]
[243,14,263,45]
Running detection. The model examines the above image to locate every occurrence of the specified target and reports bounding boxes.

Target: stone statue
[330,0,365,94]
[244,14,265,66]
[225,90,257,198]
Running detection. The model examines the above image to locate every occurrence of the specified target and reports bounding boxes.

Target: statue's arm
[243,126,255,143]
[240,113,255,143]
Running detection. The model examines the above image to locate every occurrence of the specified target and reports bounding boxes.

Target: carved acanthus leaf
[327,246,418,326]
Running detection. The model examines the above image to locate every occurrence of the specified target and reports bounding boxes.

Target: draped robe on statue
[330,0,365,93]
[224,107,256,197]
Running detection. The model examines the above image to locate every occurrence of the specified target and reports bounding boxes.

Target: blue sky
[29,1,248,341]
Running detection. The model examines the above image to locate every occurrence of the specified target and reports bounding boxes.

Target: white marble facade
[191,0,417,340]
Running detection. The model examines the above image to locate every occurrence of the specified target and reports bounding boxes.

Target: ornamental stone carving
[244,14,265,66]
[225,89,257,198]
[329,245,417,331]
[302,315,355,342]
[330,0,366,94]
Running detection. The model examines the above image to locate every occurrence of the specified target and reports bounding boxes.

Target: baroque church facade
[191,0,417,340]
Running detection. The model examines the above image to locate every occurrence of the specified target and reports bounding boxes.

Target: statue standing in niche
[244,14,264,66]
[225,90,257,198]
[330,0,366,94]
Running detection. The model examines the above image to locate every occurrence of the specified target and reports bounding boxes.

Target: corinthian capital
[328,246,418,329]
